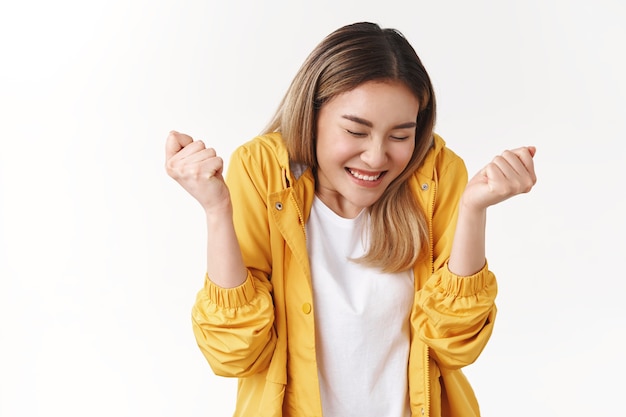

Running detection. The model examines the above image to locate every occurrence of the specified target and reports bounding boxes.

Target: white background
[1,1,625,416]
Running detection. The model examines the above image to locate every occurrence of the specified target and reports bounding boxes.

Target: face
[315,80,419,218]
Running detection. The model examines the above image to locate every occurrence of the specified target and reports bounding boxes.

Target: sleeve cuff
[439,261,495,297]
[203,272,258,308]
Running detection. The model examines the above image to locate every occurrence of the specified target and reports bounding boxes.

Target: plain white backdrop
[1,1,625,416]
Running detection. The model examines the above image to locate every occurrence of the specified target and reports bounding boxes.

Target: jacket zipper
[425,174,437,417]
[290,192,306,240]
[283,166,307,240]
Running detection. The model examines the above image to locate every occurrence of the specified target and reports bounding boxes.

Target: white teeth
[349,169,381,181]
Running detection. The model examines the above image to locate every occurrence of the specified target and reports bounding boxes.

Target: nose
[361,139,387,168]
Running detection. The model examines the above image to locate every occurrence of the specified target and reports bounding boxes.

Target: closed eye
[346,129,367,137]
[391,135,410,141]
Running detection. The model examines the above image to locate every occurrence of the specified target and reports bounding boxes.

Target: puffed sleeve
[191,141,278,377]
[415,148,497,369]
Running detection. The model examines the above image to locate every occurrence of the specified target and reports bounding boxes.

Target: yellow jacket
[192,132,497,417]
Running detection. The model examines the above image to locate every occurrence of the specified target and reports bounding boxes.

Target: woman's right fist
[165,131,232,213]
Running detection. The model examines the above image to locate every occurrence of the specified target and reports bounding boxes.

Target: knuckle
[165,160,176,175]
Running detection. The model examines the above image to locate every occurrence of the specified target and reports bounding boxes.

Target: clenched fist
[463,146,537,210]
[165,131,232,214]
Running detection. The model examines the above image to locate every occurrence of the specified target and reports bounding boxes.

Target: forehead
[320,80,420,123]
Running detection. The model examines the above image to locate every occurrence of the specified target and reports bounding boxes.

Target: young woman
[165,21,536,417]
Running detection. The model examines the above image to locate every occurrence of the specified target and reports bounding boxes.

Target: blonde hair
[264,22,436,272]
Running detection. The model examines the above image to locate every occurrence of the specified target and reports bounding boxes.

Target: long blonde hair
[264,22,437,272]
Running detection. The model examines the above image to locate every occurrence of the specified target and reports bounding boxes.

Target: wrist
[458,194,487,219]
[204,201,233,220]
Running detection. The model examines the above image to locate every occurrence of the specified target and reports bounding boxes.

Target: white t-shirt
[306,197,414,417]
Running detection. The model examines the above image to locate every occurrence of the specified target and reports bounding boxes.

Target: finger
[491,151,536,193]
[165,130,194,160]
[507,146,536,168]
[205,157,225,179]
[481,163,506,192]
[189,155,224,180]
[490,152,522,180]
[180,147,219,165]
[506,147,537,185]
[174,140,209,160]
[513,146,535,158]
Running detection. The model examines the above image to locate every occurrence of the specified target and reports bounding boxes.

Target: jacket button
[421,183,429,191]
[302,303,312,314]
[275,202,283,210]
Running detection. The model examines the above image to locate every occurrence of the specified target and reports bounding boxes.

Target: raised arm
[448,146,537,275]
[165,130,247,288]
[165,131,276,377]
[416,145,537,369]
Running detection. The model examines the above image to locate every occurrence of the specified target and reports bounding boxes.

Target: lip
[346,168,386,187]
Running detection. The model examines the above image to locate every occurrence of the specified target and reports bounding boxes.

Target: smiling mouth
[347,168,384,182]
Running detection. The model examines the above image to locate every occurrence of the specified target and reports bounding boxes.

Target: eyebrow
[341,114,417,129]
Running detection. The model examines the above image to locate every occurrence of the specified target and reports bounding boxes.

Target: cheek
[392,143,415,170]
[318,139,356,165]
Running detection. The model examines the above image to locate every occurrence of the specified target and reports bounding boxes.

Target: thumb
[165,130,193,160]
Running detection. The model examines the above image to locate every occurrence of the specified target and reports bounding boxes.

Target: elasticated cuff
[203,272,257,309]
[440,261,493,297]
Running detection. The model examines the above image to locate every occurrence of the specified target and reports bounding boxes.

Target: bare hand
[165,130,231,213]
[462,146,537,210]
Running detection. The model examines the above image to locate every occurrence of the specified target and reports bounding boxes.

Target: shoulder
[418,133,467,181]
[227,132,300,194]
[231,132,290,170]
[230,132,311,189]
